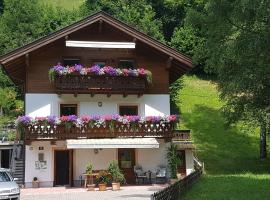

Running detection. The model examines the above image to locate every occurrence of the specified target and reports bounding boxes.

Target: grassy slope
[177,76,270,200]
[41,0,85,10]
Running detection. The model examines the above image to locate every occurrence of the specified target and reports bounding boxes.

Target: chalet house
[0,11,193,187]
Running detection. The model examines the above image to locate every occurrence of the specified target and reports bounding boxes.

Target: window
[63,58,80,66]
[118,59,135,69]
[119,105,138,115]
[0,172,11,182]
[60,104,77,116]
[38,153,44,162]
[91,60,106,67]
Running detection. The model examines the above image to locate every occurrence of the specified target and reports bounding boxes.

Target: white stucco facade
[25,93,170,117]
[25,139,174,188]
[24,93,194,187]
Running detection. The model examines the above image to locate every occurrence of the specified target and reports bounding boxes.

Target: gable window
[63,58,80,66]
[119,105,138,115]
[60,104,77,116]
[118,59,135,69]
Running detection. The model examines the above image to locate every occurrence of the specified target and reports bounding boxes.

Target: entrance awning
[66,138,159,149]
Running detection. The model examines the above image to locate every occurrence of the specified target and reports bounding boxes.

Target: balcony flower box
[48,64,152,94]
[16,115,178,140]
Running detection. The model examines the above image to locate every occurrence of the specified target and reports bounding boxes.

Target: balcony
[23,122,175,141]
[54,75,148,95]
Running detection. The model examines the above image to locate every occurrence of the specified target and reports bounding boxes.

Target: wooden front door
[177,150,186,176]
[54,150,72,186]
[118,149,135,184]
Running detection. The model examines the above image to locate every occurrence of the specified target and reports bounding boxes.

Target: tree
[0,0,81,55]
[81,0,165,42]
[0,0,3,14]
[188,0,270,158]
[0,87,17,115]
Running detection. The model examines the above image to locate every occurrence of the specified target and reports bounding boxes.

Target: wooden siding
[26,23,169,94]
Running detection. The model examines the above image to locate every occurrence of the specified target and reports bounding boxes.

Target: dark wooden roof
[0,11,192,84]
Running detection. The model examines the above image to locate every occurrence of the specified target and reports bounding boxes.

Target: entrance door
[1,149,11,168]
[54,150,71,186]
[118,149,135,184]
[177,150,186,176]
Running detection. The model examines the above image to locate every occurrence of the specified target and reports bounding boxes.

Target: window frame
[60,104,78,117]
[118,105,139,116]
[117,58,136,69]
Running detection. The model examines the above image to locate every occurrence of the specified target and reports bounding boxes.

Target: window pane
[118,60,135,69]
[63,58,80,66]
[120,151,132,168]
[94,61,106,67]
[119,106,138,115]
[60,104,77,116]
[0,172,11,182]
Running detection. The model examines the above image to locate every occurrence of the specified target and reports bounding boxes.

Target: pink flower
[104,115,112,121]
[122,69,129,76]
[138,68,146,75]
[81,115,91,123]
[35,117,46,122]
[60,116,69,122]
[169,115,177,122]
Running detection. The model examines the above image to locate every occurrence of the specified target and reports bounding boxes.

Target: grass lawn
[41,0,85,10]
[176,75,270,200]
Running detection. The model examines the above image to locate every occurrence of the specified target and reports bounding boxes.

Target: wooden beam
[99,20,103,33]
[166,57,173,69]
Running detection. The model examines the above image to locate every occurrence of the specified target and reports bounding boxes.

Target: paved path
[21,185,167,200]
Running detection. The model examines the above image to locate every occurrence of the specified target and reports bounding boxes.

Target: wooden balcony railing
[54,75,148,94]
[173,130,191,140]
[24,122,175,141]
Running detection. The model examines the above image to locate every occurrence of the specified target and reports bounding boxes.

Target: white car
[0,168,20,200]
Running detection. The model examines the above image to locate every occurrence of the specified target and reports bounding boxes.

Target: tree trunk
[259,123,267,159]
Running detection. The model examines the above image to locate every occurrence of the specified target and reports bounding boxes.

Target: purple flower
[47,115,57,125]
[74,64,82,72]
[89,65,101,75]
[91,115,100,121]
[111,114,120,120]
[16,116,32,125]
[53,63,64,74]
[67,115,77,122]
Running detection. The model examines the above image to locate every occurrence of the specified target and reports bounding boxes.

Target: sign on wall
[35,161,47,169]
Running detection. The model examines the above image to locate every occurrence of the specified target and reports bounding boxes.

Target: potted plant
[167,143,181,184]
[96,171,110,191]
[108,161,125,191]
[85,163,95,191]
[32,177,39,188]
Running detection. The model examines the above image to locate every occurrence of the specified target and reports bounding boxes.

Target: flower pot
[112,182,120,191]
[98,183,107,191]
[32,180,39,188]
[170,179,178,185]
[87,184,95,191]
[177,173,182,180]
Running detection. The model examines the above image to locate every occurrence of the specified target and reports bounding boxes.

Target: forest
[0,0,269,158]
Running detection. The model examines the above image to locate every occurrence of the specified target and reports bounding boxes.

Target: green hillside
[41,0,85,10]
[178,76,270,200]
